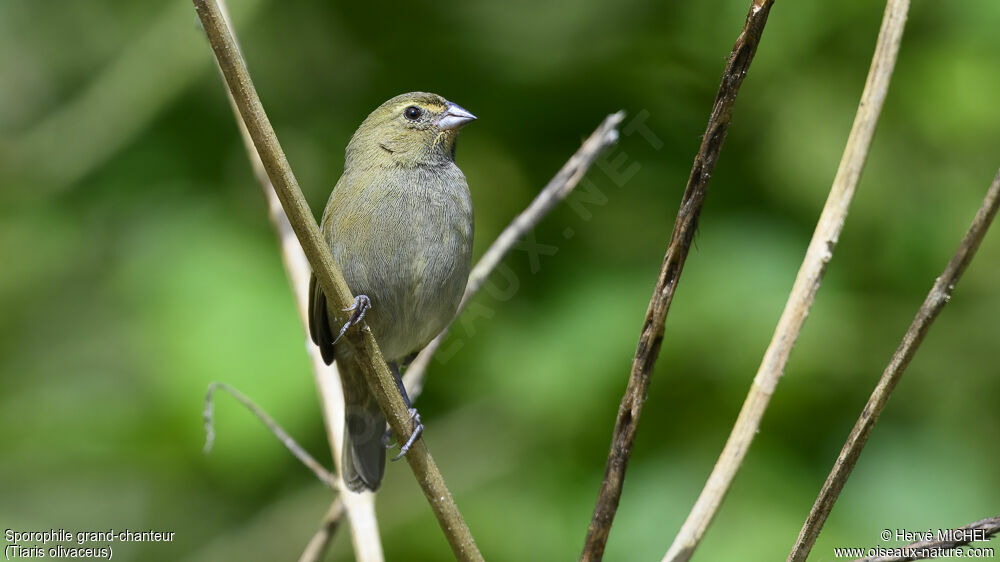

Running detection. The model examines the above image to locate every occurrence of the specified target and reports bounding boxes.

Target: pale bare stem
[788,169,1000,562]
[663,2,910,561]
[579,3,775,561]
[209,2,385,560]
[192,1,481,559]
[403,111,625,399]
[854,516,1000,562]
[298,498,347,562]
[203,382,335,487]
[210,3,383,559]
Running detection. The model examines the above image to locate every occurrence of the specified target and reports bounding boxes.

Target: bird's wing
[308,274,336,365]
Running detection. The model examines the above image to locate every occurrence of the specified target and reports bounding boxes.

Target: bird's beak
[436,102,477,131]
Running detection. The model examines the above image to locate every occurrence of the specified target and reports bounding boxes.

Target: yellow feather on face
[345,93,465,170]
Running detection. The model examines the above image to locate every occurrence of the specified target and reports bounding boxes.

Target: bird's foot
[390,408,423,461]
[332,294,371,345]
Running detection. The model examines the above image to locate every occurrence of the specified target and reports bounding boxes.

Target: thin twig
[210,3,383,560]
[663,2,909,561]
[298,498,347,562]
[403,111,625,399]
[788,168,1000,561]
[578,2,775,561]
[854,516,1000,562]
[203,382,335,487]
[191,1,481,558]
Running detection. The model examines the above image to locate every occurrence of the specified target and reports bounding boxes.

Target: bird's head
[346,92,476,169]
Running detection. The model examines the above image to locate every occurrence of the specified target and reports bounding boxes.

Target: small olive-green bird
[308,92,475,492]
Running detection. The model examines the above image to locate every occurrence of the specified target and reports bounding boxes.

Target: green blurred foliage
[2,0,999,560]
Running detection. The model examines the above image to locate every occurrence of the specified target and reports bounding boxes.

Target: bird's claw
[332,295,371,345]
[390,408,423,461]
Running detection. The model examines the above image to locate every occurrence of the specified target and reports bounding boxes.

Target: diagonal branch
[663,2,910,561]
[788,168,1000,561]
[203,381,335,487]
[191,1,481,559]
[403,111,625,399]
[210,2,382,559]
[855,515,1000,562]
[580,2,775,560]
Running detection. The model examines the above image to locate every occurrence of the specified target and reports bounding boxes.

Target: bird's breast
[324,164,473,361]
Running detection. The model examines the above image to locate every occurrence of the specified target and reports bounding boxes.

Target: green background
[2,1,998,560]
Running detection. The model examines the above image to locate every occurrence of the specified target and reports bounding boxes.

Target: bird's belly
[367,252,465,360]
[334,212,471,363]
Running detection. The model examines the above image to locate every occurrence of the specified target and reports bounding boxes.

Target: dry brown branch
[192,0,481,558]
[210,2,383,559]
[579,2,775,560]
[253,109,384,562]
[403,111,625,399]
[854,516,1000,562]
[662,2,910,561]
[788,168,1000,561]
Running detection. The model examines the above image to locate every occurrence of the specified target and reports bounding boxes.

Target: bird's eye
[403,105,422,121]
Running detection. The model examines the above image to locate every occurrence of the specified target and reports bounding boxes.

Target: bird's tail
[308,274,386,491]
[338,356,387,492]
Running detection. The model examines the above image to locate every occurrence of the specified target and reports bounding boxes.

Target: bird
[308,92,476,492]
